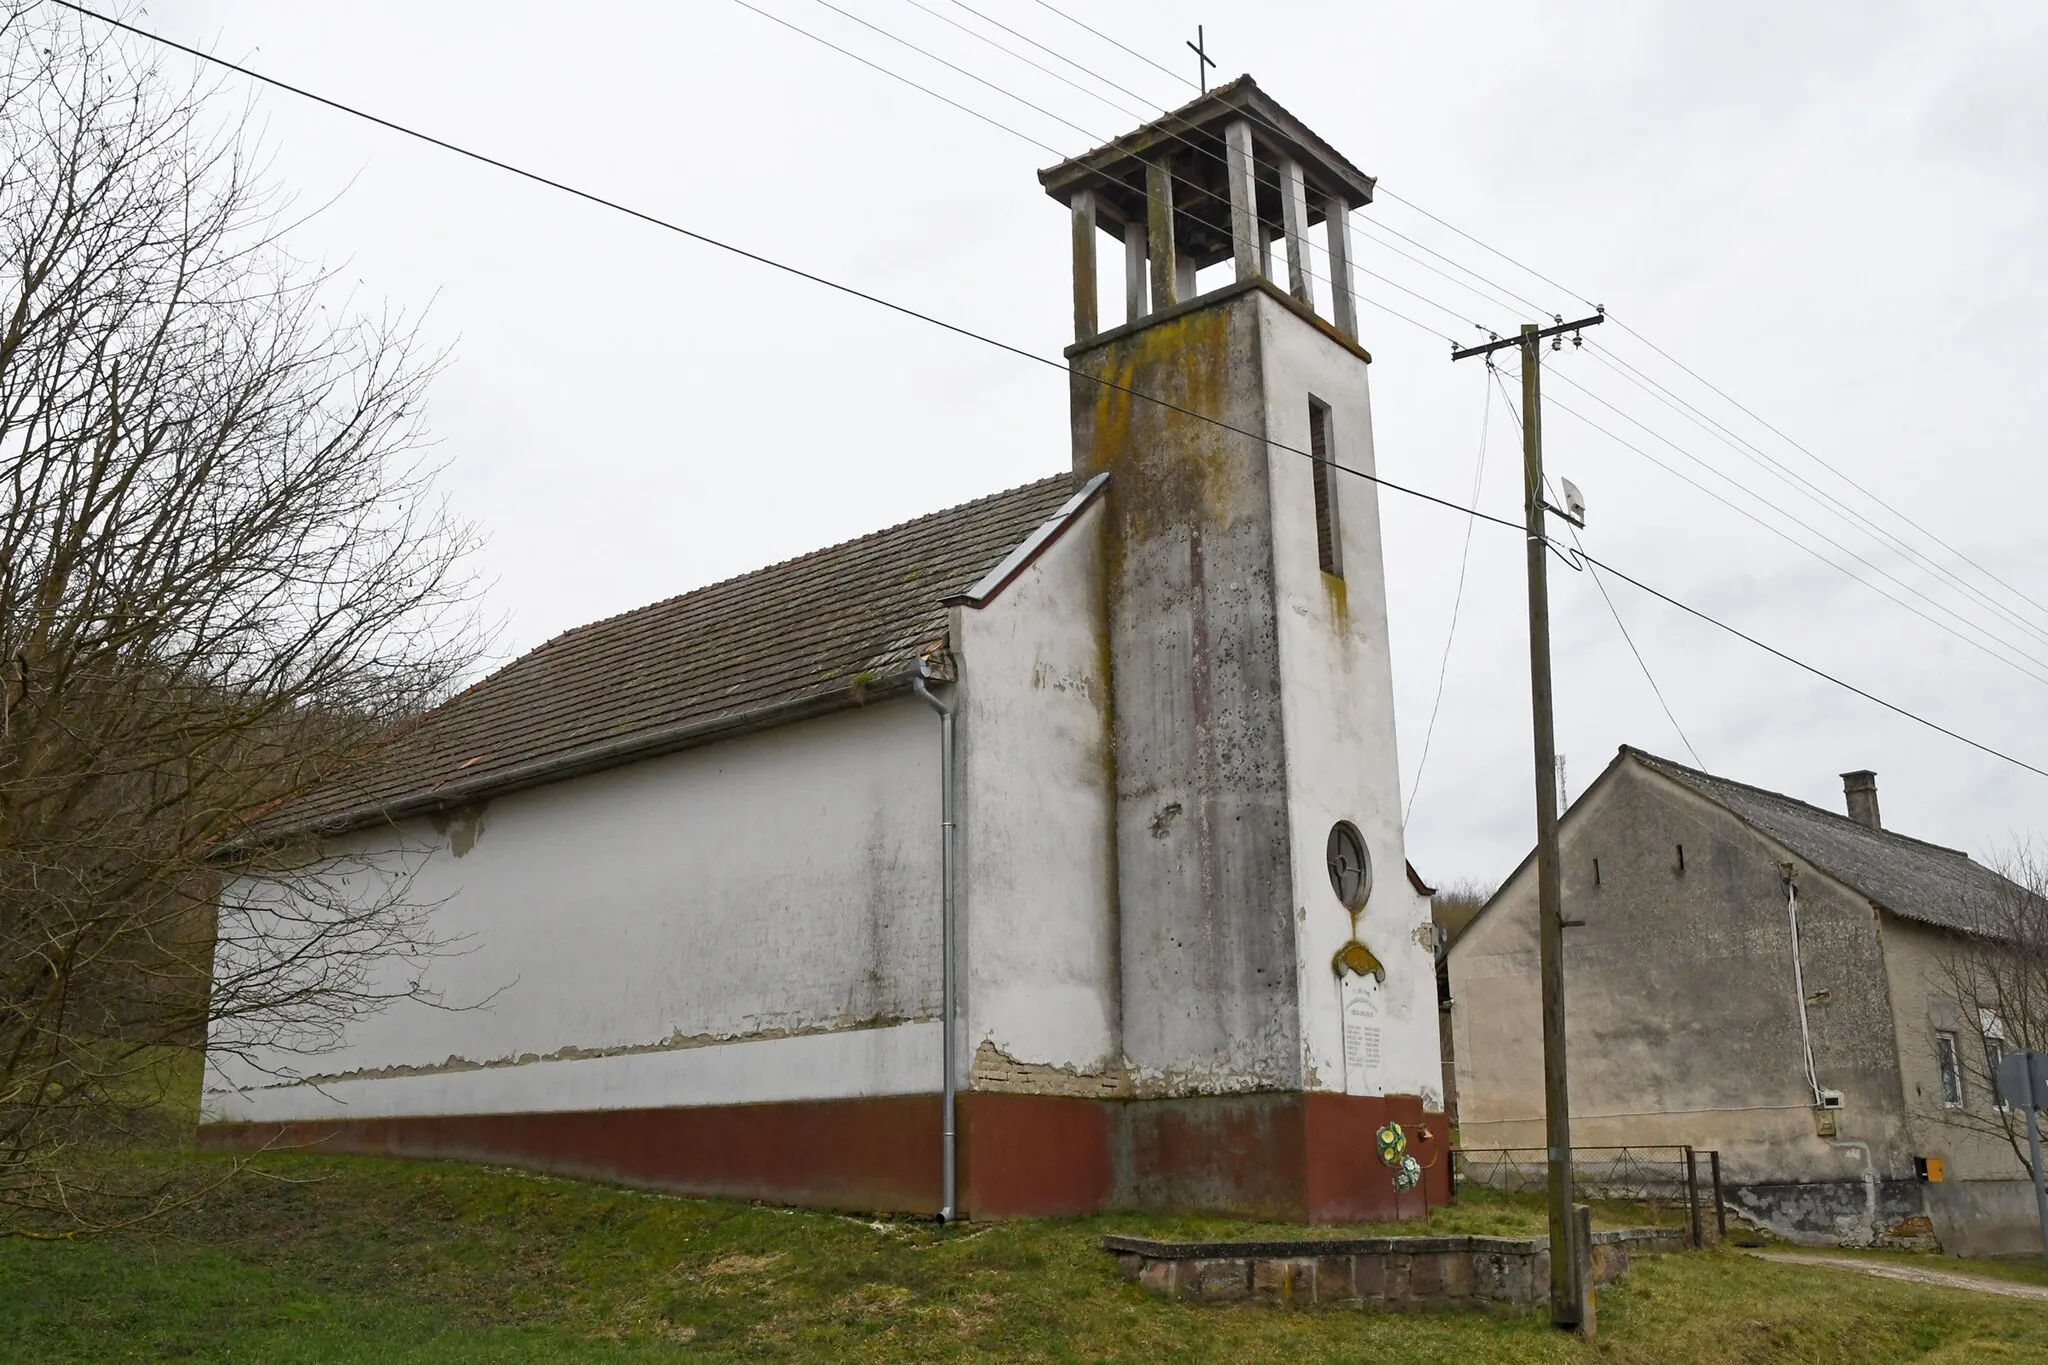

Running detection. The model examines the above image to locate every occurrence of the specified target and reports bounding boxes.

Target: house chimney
[1841,770,1881,831]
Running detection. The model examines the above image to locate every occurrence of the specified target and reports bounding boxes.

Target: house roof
[266,473,1081,838]
[1626,746,2015,935]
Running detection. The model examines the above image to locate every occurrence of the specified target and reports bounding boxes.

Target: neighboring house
[199,78,1451,1223]
[1448,745,2036,1255]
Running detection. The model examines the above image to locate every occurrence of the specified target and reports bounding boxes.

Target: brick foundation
[198,1088,1450,1221]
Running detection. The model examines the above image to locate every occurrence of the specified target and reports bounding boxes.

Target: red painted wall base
[199,1090,1450,1221]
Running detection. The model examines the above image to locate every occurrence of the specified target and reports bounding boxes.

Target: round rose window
[1327,821,1372,910]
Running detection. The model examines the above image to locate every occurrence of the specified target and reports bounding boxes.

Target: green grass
[3,1152,2047,1362]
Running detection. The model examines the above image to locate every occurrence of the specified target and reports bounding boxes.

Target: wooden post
[1070,188,1098,343]
[1521,323,1583,1327]
[1146,157,1177,311]
[1279,157,1315,310]
[1449,309,1605,1330]
[1710,1150,1726,1243]
[1124,217,1147,322]
[1574,1203,1597,1338]
[1323,194,1357,339]
[1685,1146,1702,1249]
[1225,119,1259,282]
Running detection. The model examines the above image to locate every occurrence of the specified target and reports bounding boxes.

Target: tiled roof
[1628,747,2017,935]
[271,474,1078,836]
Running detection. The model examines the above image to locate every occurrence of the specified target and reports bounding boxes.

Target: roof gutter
[909,657,959,1223]
[239,668,937,849]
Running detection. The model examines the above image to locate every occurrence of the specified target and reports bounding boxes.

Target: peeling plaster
[212,1014,928,1093]
[970,1040,1129,1098]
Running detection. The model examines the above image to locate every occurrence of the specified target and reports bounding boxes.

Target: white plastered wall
[953,496,1119,1087]
[203,699,945,1124]
[1257,292,1441,1105]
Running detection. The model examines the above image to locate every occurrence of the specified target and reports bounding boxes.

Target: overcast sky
[144,0,2048,887]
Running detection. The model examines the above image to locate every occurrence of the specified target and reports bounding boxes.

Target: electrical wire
[932,0,1536,338]
[1403,372,1495,827]
[1372,184,1600,314]
[53,0,2048,789]
[900,0,1137,119]
[1026,0,1197,93]
[729,0,1064,158]
[726,0,1473,341]
[1581,550,2048,782]
[1607,314,2048,624]
[995,0,2048,663]
[1582,339,2048,647]
[1494,371,1705,769]
[750,0,2048,672]
[37,3,1503,525]
[1543,370,2048,685]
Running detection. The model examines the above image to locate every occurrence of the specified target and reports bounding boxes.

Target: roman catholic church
[201,77,1452,1222]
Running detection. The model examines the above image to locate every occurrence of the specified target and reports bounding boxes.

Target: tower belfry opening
[1038,75,1376,341]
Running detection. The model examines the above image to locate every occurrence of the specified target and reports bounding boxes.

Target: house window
[1308,398,1342,579]
[1935,1031,1964,1108]
[1983,1010,2010,1110]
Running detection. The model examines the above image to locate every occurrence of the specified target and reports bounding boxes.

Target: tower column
[1280,157,1315,310]
[1070,188,1099,342]
[1323,194,1358,338]
[1124,218,1148,321]
[1225,119,1259,281]
[1146,157,1177,310]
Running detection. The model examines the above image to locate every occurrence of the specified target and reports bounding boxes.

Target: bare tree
[1432,878,1497,948]
[0,5,481,1234]
[1929,844,2048,1178]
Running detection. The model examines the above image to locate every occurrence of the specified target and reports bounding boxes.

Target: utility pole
[1453,310,1603,1330]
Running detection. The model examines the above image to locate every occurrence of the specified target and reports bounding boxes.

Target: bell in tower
[1038,77,1443,1220]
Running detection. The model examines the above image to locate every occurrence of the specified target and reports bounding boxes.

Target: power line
[55,1,2048,789]
[899,0,1136,119]
[729,0,1065,158]
[937,0,1176,122]
[1581,341,2048,650]
[1607,314,2048,625]
[1000,0,2048,667]
[1026,0,1195,94]
[1583,550,2048,782]
[1372,184,1599,314]
[1404,371,1496,827]
[1542,370,2048,685]
[724,0,1473,341]
[40,2,1501,523]
[766,0,2048,671]
[1494,370,1705,769]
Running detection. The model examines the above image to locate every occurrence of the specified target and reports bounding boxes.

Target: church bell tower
[1039,76,1445,1219]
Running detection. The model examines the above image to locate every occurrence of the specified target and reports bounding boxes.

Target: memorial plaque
[1340,969,1385,1098]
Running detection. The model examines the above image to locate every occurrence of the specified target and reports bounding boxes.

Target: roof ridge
[531,473,1068,651]
[1621,744,1972,860]
[254,471,1079,838]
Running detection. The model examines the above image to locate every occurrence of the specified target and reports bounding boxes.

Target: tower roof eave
[1036,74,1377,214]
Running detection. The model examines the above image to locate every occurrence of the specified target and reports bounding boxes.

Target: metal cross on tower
[1186,25,1216,92]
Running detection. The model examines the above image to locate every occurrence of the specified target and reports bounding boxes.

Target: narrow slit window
[1309,398,1342,578]
[1936,1030,1963,1107]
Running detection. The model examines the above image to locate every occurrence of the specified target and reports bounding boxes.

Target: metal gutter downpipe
[1782,865,1825,1106]
[911,660,958,1222]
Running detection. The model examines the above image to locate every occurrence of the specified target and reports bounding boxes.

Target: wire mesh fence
[1452,1145,1726,1246]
